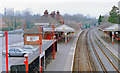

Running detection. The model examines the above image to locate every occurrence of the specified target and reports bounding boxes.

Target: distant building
[0,18,8,28]
[4,8,14,16]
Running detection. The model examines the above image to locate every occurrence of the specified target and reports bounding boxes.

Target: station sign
[34,23,49,26]
[27,36,39,41]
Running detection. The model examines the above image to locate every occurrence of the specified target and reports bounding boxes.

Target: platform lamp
[34,23,49,72]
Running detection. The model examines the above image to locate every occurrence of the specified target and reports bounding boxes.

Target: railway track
[73,29,96,72]
[89,29,120,73]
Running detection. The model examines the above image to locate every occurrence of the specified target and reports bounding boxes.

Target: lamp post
[39,26,42,72]
[5,31,9,73]
[24,54,28,73]
[53,24,55,59]
[34,23,49,72]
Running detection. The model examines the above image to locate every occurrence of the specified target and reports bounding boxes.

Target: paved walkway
[46,30,83,71]
[96,28,119,52]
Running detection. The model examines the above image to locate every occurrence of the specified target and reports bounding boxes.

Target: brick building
[24,10,64,45]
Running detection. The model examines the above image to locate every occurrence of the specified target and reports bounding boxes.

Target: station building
[24,10,75,45]
[24,10,64,45]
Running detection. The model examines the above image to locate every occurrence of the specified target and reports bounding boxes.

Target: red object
[67,39,69,42]
[39,26,42,72]
[65,42,67,44]
[53,24,55,59]
[40,66,42,71]
[112,42,114,44]
[109,39,110,42]
[79,23,81,28]
[47,35,51,40]
[5,31,9,73]
[112,35,114,37]
[58,37,61,39]
[24,57,28,73]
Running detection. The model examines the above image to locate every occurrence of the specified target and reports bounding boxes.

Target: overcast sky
[0,0,119,18]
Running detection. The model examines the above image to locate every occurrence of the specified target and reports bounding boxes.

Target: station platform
[96,28,118,52]
[46,30,83,71]
[94,28,119,59]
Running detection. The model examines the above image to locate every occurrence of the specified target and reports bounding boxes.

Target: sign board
[27,36,39,42]
[34,23,49,26]
[63,28,65,29]
[116,27,118,29]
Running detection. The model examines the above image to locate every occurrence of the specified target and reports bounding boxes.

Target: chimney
[56,11,60,21]
[57,10,60,15]
[44,10,48,16]
[50,11,55,18]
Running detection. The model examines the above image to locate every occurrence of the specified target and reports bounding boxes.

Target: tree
[108,6,119,24]
[98,15,104,25]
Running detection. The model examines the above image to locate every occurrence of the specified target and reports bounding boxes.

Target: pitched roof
[55,24,75,32]
[37,15,60,25]
[25,15,61,34]
[25,25,40,34]
[103,24,120,31]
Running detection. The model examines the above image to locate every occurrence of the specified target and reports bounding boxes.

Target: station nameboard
[34,23,49,26]
[27,36,39,42]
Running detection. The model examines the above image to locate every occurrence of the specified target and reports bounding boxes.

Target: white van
[0,34,4,37]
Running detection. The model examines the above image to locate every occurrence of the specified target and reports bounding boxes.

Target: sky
[0,0,119,18]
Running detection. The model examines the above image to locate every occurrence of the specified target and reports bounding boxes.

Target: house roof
[25,25,40,34]
[103,24,120,31]
[25,15,61,34]
[36,15,60,25]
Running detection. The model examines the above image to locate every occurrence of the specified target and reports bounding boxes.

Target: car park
[2,48,32,57]
[21,45,38,52]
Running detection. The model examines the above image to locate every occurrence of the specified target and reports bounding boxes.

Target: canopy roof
[43,24,76,32]
[55,24,75,32]
[103,24,120,31]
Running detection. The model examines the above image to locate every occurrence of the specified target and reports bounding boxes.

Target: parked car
[21,45,38,52]
[2,48,32,57]
[0,34,4,37]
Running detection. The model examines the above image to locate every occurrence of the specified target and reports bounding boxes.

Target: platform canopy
[43,24,76,33]
[55,24,76,32]
[103,24,120,31]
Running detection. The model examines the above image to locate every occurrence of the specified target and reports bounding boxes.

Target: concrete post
[65,32,67,44]
[44,51,45,71]
[103,31,105,38]
[106,31,107,39]
[67,37,69,42]
[112,32,114,44]
[109,32,110,42]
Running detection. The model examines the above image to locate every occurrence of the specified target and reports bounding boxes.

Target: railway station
[2,10,76,73]
[1,1,120,72]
